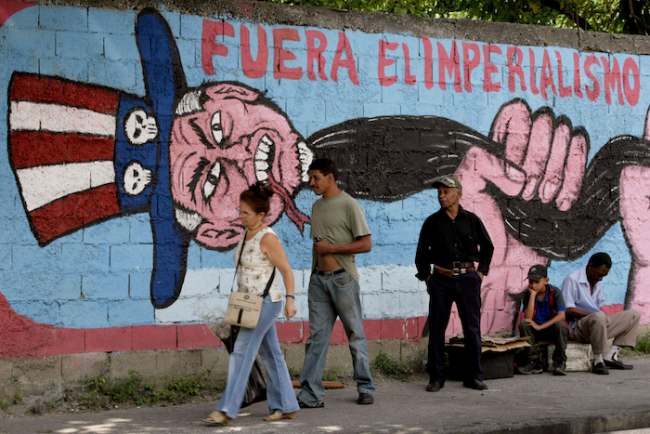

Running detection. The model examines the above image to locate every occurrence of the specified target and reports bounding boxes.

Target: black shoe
[357,393,374,405]
[592,361,610,375]
[604,359,633,370]
[463,379,488,391]
[517,359,544,375]
[426,381,442,392]
[553,361,567,376]
[298,400,325,408]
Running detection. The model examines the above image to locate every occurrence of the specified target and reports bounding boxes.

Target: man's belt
[435,262,476,278]
[314,268,346,276]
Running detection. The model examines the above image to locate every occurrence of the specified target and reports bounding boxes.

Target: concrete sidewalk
[2,357,650,434]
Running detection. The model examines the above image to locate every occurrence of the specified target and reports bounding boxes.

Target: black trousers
[428,272,483,385]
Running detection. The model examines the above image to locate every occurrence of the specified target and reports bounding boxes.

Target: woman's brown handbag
[224,231,276,329]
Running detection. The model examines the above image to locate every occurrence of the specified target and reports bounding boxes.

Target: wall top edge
[33,0,650,55]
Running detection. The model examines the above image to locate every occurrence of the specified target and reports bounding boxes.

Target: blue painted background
[0,5,645,329]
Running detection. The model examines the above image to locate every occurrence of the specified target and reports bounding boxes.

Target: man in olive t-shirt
[297,158,377,408]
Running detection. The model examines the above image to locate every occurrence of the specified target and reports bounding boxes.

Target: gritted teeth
[174,206,203,232]
[255,134,275,182]
[297,141,314,182]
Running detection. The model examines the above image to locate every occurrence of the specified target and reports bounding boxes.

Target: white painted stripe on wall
[154,265,427,324]
[9,101,116,137]
[17,161,116,211]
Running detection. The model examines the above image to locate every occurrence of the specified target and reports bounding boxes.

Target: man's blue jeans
[298,271,377,405]
[216,297,300,418]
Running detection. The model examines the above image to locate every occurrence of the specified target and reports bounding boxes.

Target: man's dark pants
[428,272,483,385]
[518,321,568,363]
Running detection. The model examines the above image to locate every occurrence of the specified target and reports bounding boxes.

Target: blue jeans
[216,297,300,419]
[297,271,377,405]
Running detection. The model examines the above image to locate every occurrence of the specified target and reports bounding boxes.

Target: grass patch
[288,367,301,380]
[373,349,428,381]
[634,330,650,354]
[79,370,219,410]
[322,368,340,382]
[374,351,414,381]
[621,330,650,356]
[168,374,204,397]
[287,367,342,382]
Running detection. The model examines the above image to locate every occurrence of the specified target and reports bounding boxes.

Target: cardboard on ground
[447,336,531,352]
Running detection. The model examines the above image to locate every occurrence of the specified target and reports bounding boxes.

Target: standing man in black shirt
[415,176,494,392]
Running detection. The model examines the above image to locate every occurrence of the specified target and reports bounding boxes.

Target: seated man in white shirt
[561,252,640,375]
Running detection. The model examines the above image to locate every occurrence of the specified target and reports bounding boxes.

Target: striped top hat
[8,73,122,246]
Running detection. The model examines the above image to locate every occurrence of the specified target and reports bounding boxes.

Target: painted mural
[1,1,650,358]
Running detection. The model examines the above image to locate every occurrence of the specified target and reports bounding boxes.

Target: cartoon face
[169,83,312,249]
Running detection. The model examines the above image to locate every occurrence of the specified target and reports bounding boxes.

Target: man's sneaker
[516,359,543,375]
[357,393,374,405]
[553,361,567,376]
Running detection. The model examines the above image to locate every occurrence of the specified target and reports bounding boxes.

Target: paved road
[2,357,650,434]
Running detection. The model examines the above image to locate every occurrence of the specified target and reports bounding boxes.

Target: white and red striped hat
[8,73,121,245]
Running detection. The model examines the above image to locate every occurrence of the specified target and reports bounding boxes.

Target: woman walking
[203,182,300,424]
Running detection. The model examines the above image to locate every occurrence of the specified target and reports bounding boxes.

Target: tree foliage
[260,0,650,35]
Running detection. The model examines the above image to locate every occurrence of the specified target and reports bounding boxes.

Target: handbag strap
[261,268,276,299]
[231,230,247,293]
[231,229,276,298]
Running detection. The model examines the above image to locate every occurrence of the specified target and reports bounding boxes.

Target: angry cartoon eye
[211,111,223,145]
[203,162,221,201]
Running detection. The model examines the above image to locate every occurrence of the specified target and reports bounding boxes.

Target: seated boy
[517,265,569,376]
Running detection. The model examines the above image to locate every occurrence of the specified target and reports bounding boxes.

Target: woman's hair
[240,181,275,215]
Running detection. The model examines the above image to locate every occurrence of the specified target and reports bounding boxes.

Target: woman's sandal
[202,410,233,425]
[264,410,297,421]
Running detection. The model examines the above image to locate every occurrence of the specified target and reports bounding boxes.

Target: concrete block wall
[0,340,428,400]
[1,0,650,376]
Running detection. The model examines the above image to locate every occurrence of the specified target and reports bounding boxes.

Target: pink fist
[453,99,589,334]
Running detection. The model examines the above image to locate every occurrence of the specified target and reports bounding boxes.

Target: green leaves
[374,351,416,381]
[259,0,650,34]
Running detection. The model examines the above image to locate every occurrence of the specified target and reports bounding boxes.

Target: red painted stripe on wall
[10,74,119,114]
[0,1,37,30]
[0,288,627,359]
[10,131,115,168]
[29,184,120,245]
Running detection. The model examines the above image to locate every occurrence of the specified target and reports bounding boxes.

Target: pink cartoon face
[170,83,312,249]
